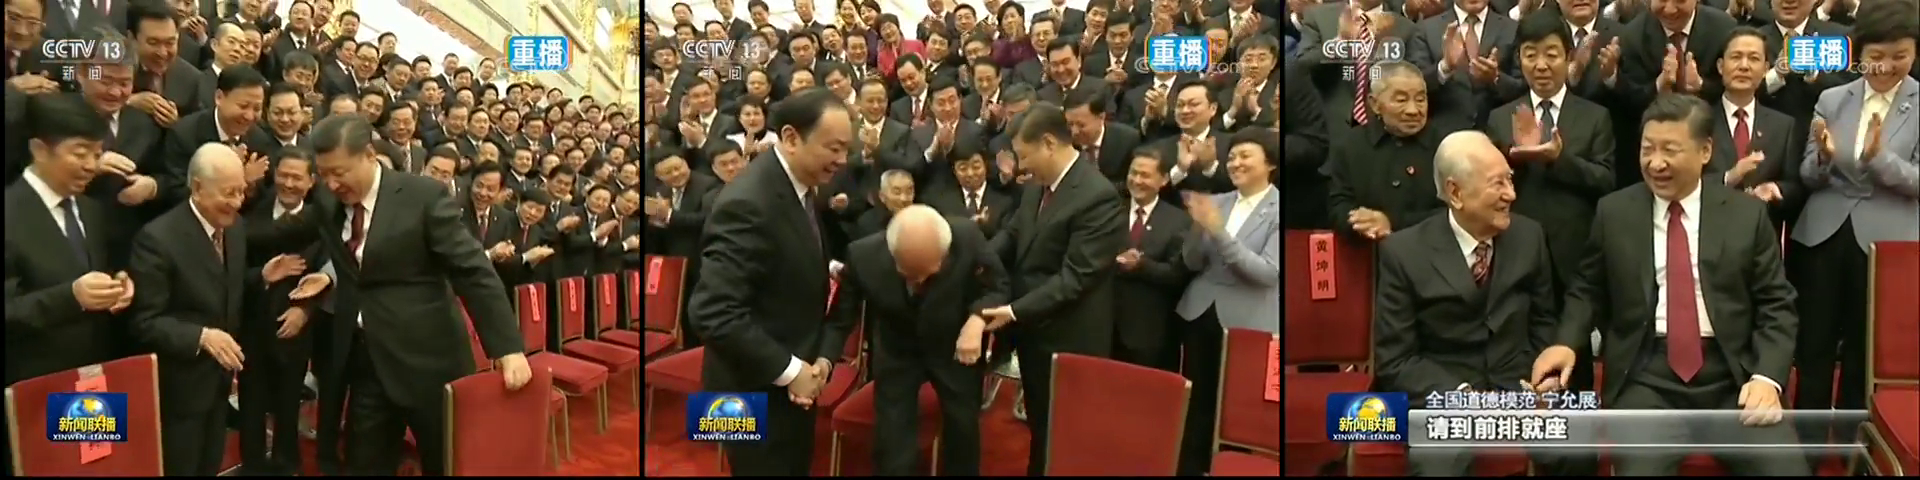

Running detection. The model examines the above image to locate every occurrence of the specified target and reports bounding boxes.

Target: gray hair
[1433,131,1496,201]
[1368,61,1423,99]
[880,168,914,188]
[885,205,953,257]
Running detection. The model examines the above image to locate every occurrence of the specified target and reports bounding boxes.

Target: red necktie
[521,223,532,245]
[1129,207,1146,246]
[912,100,925,126]
[347,204,368,255]
[1664,202,1703,382]
[1733,109,1751,159]
[1039,187,1055,211]
[476,209,489,238]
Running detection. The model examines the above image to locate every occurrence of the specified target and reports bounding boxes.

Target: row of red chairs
[636,255,1281,476]
[1281,230,1919,477]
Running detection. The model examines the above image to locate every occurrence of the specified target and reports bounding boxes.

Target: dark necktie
[1538,100,1557,138]
[1575,28,1589,49]
[347,204,368,257]
[476,209,489,238]
[1669,33,1689,90]
[520,222,532,245]
[1469,241,1492,287]
[1664,202,1703,382]
[800,189,822,248]
[1039,187,1056,212]
[1129,207,1146,246]
[1088,145,1100,170]
[671,188,683,210]
[1733,109,1751,159]
[59,198,90,267]
[211,229,225,264]
[967,191,980,214]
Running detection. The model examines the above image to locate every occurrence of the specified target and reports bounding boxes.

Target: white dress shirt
[1855,79,1901,160]
[1131,197,1159,226]
[1530,85,1567,128]
[1222,80,1269,127]
[923,120,960,161]
[25,170,84,235]
[771,147,826,388]
[1225,186,1270,235]
[1653,184,1781,391]
[273,201,304,220]
[341,167,383,328]
[1436,6,1487,81]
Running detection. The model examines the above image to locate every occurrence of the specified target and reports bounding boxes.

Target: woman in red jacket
[872,14,927,79]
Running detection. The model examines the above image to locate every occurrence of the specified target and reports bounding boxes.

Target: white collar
[963,183,987,198]
[1237,185,1272,206]
[1867,78,1906,100]
[1186,126,1212,141]
[360,166,384,209]
[1455,5,1485,24]
[1776,18,1807,35]
[1062,74,1081,91]
[1653,180,1704,221]
[23,169,70,212]
[1566,18,1596,34]
[1722,95,1756,116]
[216,118,237,142]
[1154,76,1176,89]
[1530,85,1567,109]
[1132,197,1158,216]
[279,134,299,145]
[275,200,304,216]
[188,199,218,237]
[1663,12,1697,39]
[772,145,812,201]
[1447,211,1488,254]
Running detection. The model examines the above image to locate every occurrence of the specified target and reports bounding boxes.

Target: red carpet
[645,383,1036,476]
[222,375,642,476]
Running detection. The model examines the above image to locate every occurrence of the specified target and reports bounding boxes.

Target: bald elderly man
[826,205,1009,476]
[126,144,315,476]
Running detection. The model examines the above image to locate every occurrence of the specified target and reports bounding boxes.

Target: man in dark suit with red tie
[1111,150,1191,371]
[1531,95,1806,476]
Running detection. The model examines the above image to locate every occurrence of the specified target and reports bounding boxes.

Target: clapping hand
[524,246,558,263]
[1186,192,1226,233]
[1811,117,1837,163]
[1747,182,1784,203]
[244,152,271,185]
[1116,249,1143,271]
[1861,113,1885,163]
[488,241,516,261]
[1658,45,1682,93]
[595,220,621,238]
[288,272,332,300]
[557,215,583,231]
[1726,151,1766,185]
[118,175,158,206]
[262,254,307,283]
[496,353,532,390]
[830,193,851,211]
[1509,106,1563,161]
[100,151,139,177]
[971,205,991,225]
[8,73,60,95]
[1468,48,1502,87]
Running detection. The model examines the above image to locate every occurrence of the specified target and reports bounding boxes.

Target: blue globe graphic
[66,396,109,418]
[709,397,748,418]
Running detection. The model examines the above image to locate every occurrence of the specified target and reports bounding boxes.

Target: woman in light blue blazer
[1173,130,1281,475]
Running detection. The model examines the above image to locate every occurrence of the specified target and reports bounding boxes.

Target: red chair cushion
[529,352,608,395]
[830,382,941,433]
[601,330,642,350]
[642,332,675,357]
[643,348,704,393]
[562,340,642,374]
[1871,388,1920,475]
[1209,451,1281,477]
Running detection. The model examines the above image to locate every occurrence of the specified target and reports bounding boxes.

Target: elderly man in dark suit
[1375,131,1562,476]
[128,144,310,475]
[830,205,1009,476]
[978,103,1128,476]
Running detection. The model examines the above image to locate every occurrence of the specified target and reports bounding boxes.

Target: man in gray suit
[1786,4,1918,444]
[1406,0,1526,126]
[1174,129,1280,475]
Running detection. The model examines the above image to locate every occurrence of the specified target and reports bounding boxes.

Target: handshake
[786,357,835,408]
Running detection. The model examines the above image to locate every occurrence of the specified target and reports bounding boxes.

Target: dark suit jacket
[264,168,525,408]
[1113,202,1193,357]
[3,181,124,385]
[1618,7,1738,109]
[135,59,211,118]
[924,184,1017,239]
[1487,94,1617,288]
[1293,2,1417,139]
[157,111,276,209]
[1754,19,1854,154]
[1705,101,1803,225]
[646,175,720,259]
[1280,60,1331,229]
[1324,121,1460,239]
[318,59,360,101]
[127,203,251,415]
[906,120,987,189]
[985,157,1128,355]
[1086,123,1145,188]
[1374,213,1558,398]
[687,151,856,393]
[1556,183,1798,406]
[240,195,324,362]
[833,215,1008,361]
[1409,11,1527,126]
[505,218,559,285]
[1037,75,1114,111]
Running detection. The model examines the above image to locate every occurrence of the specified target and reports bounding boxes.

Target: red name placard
[646,258,664,295]
[1308,232,1338,300]
[75,370,111,464]
[564,281,582,316]
[1264,337,1280,403]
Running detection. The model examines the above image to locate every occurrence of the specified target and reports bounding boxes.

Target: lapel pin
[1406,166,1417,176]
[1901,102,1913,114]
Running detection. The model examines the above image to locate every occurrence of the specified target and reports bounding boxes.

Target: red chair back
[1218,328,1282,453]
[1045,353,1190,476]
[1869,241,1920,393]
[444,367,554,476]
[557,277,588,341]
[592,273,620,333]
[1281,230,1374,366]
[4,354,164,476]
[623,269,642,326]
[642,256,688,333]
[462,302,490,371]
[515,284,549,353]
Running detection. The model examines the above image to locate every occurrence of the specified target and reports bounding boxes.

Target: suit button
[1391,180,1401,187]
